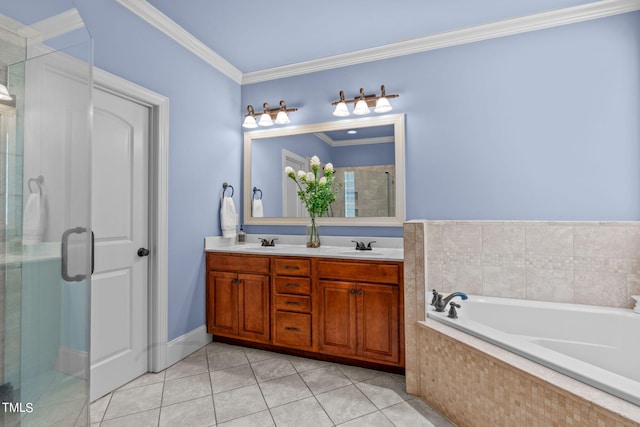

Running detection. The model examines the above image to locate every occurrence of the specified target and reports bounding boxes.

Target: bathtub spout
[435,292,468,312]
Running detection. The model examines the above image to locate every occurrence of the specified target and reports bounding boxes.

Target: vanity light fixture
[243,100,297,128]
[331,85,398,117]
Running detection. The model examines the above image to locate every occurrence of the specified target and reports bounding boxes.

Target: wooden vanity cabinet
[206,253,270,343]
[317,260,401,364]
[272,257,312,349]
[206,252,404,369]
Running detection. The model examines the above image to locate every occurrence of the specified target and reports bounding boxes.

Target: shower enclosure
[1,5,92,426]
[333,165,396,217]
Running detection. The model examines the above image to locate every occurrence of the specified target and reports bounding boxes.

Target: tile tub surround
[402,220,640,425]
[414,220,640,308]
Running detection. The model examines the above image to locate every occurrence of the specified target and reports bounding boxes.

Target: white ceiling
[145,0,599,73]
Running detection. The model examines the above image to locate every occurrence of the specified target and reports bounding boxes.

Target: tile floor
[90,341,454,426]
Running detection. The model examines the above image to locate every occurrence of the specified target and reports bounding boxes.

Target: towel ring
[222,182,234,197]
[252,187,262,200]
[28,176,44,194]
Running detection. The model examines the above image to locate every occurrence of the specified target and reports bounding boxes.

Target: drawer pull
[283,265,300,270]
[285,326,301,332]
[285,301,301,306]
[285,282,300,287]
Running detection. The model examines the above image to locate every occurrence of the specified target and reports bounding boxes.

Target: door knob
[137,247,150,257]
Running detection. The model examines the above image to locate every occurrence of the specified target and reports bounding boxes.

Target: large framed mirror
[243,113,405,226]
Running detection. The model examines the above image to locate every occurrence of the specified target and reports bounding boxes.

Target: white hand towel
[23,192,46,245]
[252,199,264,218]
[220,196,237,238]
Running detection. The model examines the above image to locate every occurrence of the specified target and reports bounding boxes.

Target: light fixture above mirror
[332,85,398,117]
[243,100,298,128]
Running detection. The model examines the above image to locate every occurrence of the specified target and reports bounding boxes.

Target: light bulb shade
[374,97,392,113]
[0,84,12,101]
[274,110,290,125]
[353,99,370,115]
[258,113,273,126]
[332,102,350,117]
[242,115,258,128]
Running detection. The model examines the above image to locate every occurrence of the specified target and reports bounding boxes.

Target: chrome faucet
[434,291,468,312]
[259,238,277,246]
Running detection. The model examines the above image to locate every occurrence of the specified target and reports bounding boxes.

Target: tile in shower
[158,395,215,427]
[426,223,443,252]
[316,384,377,425]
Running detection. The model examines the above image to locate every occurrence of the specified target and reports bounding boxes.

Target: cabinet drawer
[275,277,311,295]
[274,258,310,276]
[207,253,270,274]
[274,312,311,348]
[317,260,400,284]
[275,295,311,313]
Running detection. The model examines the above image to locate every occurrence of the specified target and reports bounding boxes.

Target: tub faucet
[447,302,461,319]
[435,291,468,312]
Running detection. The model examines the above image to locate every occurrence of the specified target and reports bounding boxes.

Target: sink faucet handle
[366,241,376,249]
[351,240,365,250]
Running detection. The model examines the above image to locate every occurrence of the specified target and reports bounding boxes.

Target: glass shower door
[1,35,92,427]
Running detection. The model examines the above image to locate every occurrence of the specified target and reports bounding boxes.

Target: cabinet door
[357,283,399,363]
[318,280,357,356]
[208,271,238,336]
[237,273,270,342]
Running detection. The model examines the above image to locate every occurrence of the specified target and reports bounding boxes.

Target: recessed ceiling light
[347,129,357,135]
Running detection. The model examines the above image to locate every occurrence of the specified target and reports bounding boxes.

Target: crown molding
[115,0,639,86]
[242,0,640,84]
[115,0,243,84]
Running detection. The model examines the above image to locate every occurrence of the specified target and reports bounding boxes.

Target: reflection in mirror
[244,114,405,227]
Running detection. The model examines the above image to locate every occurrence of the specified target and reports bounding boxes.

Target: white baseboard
[54,347,89,379]
[165,325,211,368]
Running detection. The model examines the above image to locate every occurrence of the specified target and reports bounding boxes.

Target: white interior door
[282,149,308,217]
[90,88,150,401]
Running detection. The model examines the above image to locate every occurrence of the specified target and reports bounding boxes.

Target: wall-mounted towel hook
[222,182,234,197]
[28,175,44,194]
[252,187,262,200]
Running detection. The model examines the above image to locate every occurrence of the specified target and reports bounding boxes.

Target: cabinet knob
[284,326,301,332]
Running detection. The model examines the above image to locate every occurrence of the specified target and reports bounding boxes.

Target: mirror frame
[243,113,405,227]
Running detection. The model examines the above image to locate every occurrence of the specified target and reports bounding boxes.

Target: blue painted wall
[243,11,640,226]
[72,0,241,341]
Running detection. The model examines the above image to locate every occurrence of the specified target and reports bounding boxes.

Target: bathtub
[426,295,640,407]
